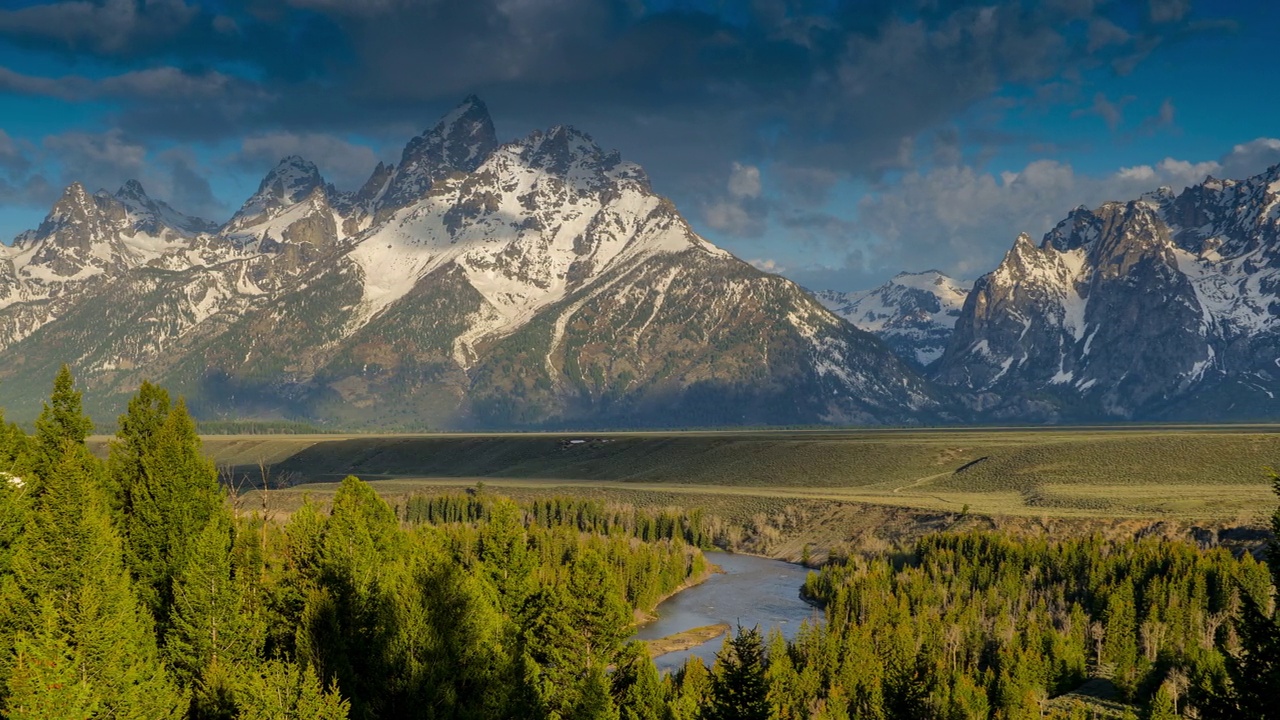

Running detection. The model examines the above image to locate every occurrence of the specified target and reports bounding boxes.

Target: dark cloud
[0,129,226,220]
[1070,92,1135,131]
[229,131,384,190]
[157,147,227,220]
[0,0,1241,262]
[0,0,200,55]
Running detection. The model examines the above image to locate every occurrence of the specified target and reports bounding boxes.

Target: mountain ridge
[0,97,944,429]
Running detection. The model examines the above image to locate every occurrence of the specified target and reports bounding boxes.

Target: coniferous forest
[0,368,1277,719]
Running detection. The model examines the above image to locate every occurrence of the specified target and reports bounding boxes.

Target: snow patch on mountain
[816,270,970,366]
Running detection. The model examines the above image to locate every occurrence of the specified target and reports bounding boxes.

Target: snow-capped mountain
[935,163,1280,421]
[0,97,944,429]
[816,271,970,367]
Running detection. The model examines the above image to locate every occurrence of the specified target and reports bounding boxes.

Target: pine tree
[1147,684,1178,720]
[705,625,770,720]
[612,642,664,720]
[1204,472,1280,719]
[106,381,172,522]
[166,510,263,713]
[4,601,98,720]
[570,664,621,720]
[119,395,224,630]
[236,660,349,720]
[32,365,94,480]
[5,446,184,718]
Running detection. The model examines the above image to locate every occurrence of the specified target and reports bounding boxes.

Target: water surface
[631,552,821,672]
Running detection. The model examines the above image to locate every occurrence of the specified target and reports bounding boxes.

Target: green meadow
[121,425,1280,524]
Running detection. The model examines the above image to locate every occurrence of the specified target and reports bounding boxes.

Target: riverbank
[633,558,721,626]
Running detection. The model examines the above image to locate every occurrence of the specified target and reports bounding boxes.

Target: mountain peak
[116,179,148,200]
[257,156,323,203]
[371,96,500,216]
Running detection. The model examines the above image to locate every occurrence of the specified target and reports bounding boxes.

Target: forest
[0,367,1276,719]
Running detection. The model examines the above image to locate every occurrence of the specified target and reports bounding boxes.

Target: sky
[1,0,1279,292]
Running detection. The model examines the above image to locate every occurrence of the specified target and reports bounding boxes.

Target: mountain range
[2,96,1277,427]
[0,97,939,429]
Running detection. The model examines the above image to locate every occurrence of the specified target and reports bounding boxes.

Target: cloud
[157,147,226,221]
[1071,92,1135,131]
[702,162,769,238]
[852,139,1280,284]
[1138,98,1177,135]
[44,129,148,183]
[0,66,257,102]
[0,0,1224,182]
[1149,0,1191,23]
[0,129,33,178]
[748,258,785,273]
[727,162,762,199]
[230,132,383,191]
[0,129,226,221]
[0,0,199,55]
[1218,138,1280,178]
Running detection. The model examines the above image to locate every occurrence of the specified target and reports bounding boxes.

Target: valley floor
[93,425,1277,559]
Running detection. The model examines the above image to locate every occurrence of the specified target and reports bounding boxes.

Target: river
[631,552,823,672]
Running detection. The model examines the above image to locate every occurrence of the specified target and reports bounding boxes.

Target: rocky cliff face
[0,97,944,429]
[935,165,1280,421]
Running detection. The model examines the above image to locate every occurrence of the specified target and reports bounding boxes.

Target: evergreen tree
[106,381,172,522]
[4,446,184,718]
[1147,684,1178,720]
[236,660,349,720]
[566,549,631,668]
[3,600,97,720]
[611,642,664,720]
[167,510,263,717]
[478,498,535,612]
[32,365,94,480]
[705,625,770,720]
[1204,473,1280,719]
[570,664,621,720]
[119,396,224,631]
[297,476,401,720]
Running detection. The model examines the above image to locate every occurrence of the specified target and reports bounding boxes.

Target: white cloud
[702,161,769,237]
[854,138,1280,281]
[748,258,785,273]
[727,162,762,198]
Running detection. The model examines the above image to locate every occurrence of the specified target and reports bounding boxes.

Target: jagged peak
[116,178,148,200]
[399,95,498,170]
[249,156,324,205]
[435,94,491,133]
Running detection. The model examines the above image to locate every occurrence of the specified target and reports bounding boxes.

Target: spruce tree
[570,664,621,720]
[4,446,184,718]
[166,510,263,715]
[32,365,94,480]
[612,642,664,720]
[1184,473,1280,719]
[705,625,770,720]
[119,395,224,631]
[4,600,97,720]
[237,660,349,720]
[566,549,631,668]
[297,476,401,720]
[106,381,172,522]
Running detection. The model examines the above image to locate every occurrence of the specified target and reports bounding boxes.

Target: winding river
[631,552,822,672]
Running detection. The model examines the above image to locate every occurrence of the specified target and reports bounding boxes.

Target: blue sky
[2,0,1278,291]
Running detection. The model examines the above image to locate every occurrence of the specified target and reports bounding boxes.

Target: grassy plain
[118,425,1279,526]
